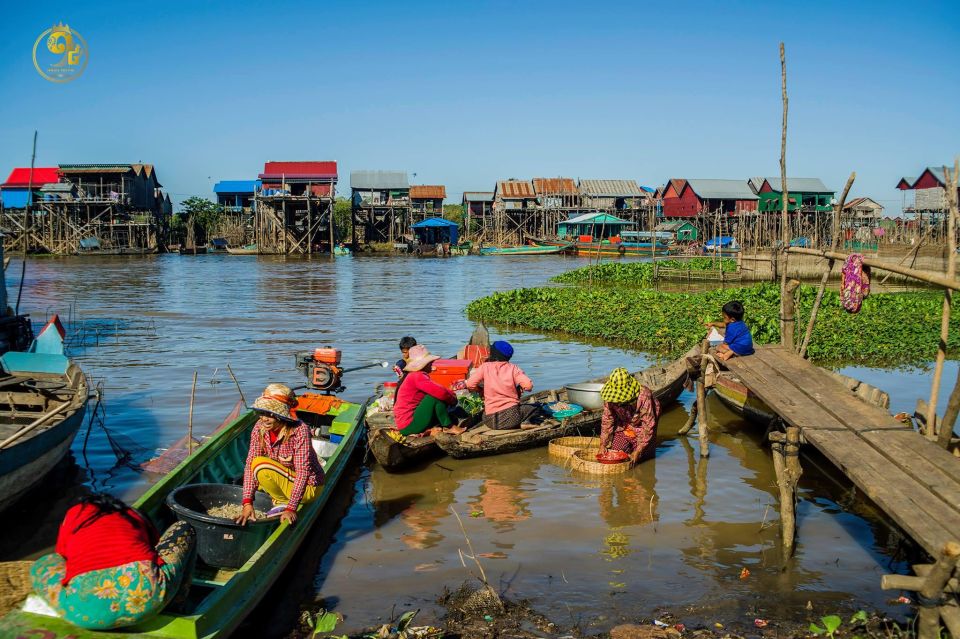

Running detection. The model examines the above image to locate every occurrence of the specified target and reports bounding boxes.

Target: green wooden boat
[0,394,368,639]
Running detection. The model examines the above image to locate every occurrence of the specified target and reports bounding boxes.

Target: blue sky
[1,0,957,211]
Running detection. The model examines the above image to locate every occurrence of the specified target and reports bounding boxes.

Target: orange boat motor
[295,348,344,393]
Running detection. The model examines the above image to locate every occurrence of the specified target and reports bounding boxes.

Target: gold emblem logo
[33,23,88,83]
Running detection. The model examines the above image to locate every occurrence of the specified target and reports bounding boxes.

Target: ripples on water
[12,253,950,633]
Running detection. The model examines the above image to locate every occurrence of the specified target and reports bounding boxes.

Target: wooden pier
[724,345,960,560]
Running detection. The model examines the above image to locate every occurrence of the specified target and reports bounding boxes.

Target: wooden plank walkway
[725,345,960,558]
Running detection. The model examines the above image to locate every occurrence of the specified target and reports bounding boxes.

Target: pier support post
[696,371,708,457]
[769,425,802,559]
[918,543,960,639]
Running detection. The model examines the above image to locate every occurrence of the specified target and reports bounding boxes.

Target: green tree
[333,197,352,242]
[179,196,224,244]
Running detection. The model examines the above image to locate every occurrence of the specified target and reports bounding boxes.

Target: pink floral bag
[841,254,870,313]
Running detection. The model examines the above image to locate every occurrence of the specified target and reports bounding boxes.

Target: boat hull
[0,415,83,514]
[0,395,368,639]
[366,412,443,471]
[433,348,694,459]
[480,243,572,256]
[538,239,671,257]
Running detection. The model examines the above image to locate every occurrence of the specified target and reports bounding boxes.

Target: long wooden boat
[179,246,208,255]
[713,369,890,424]
[480,242,573,256]
[538,238,671,257]
[0,316,88,514]
[364,327,491,472]
[433,347,694,459]
[0,393,368,638]
[226,244,258,255]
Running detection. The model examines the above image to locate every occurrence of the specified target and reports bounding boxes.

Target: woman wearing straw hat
[236,383,324,526]
[599,368,660,466]
[393,345,465,436]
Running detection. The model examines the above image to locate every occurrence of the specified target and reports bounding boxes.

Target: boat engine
[295,348,343,393]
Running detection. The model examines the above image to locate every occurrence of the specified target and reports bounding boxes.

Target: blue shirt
[724,320,754,356]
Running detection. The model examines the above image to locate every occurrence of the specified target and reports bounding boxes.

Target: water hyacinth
[466,282,959,366]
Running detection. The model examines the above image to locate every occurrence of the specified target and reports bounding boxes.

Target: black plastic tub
[166,484,276,570]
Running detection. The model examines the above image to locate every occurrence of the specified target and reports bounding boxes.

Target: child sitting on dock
[393,336,418,378]
[706,300,755,361]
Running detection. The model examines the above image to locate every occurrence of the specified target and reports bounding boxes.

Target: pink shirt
[394,371,456,430]
[465,361,533,415]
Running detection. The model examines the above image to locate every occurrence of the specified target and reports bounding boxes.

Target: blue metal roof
[411,217,459,228]
[1,189,30,208]
[213,180,260,194]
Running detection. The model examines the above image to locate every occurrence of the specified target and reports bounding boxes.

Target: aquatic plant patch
[466,283,959,366]
[551,258,738,286]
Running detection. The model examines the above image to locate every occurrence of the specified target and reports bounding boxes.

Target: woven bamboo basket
[548,436,601,460]
[0,561,33,616]
[569,448,631,475]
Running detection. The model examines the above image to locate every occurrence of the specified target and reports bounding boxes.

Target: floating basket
[569,448,631,475]
[548,436,601,460]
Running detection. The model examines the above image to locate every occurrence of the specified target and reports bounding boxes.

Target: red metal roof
[497,180,536,198]
[532,178,577,194]
[2,167,60,188]
[410,185,446,199]
[259,161,337,179]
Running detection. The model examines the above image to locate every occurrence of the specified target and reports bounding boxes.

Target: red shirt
[393,371,456,430]
[241,419,324,512]
[55,503,159,585]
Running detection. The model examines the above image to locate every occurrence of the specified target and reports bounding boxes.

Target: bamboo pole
[934,162,960,446]
[787,247,960,291]
[187,370,198,455]
[798,172,856,358]
[778,43,791,347]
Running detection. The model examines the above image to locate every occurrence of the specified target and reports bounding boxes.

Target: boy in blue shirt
[705,300,754,361]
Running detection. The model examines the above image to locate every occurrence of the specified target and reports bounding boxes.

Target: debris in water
[754,618,769,628]
[739,567,750,580]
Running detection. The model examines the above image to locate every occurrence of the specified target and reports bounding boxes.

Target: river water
[6,253,956,634]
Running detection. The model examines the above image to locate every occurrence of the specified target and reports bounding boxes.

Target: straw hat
[600,368,641,404]
[404,344,441,372]
[252,383,298,422]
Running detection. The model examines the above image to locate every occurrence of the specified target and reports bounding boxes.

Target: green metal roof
[560,212,634,226]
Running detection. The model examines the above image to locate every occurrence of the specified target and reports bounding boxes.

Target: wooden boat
[0,316,88,514]
[179,245,208,255]
[226,244,259,255]
[537,238,671,257]
[365,326,491,472]
[449,242,472,256]
[480,242,573,256]
[333,245,351,256]
[433,347,694,459]
[713,369,890,424]
[1,391,368,638]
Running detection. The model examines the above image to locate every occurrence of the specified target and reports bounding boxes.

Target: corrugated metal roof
[59,164,133,173]
[351,170,409,189]
[260,161,337,179]
[2,167,60,187]
[410,185,446,199]
[40,182,75,192]
[896,176,916,189]
[928,167,947,185]
[561,212,634,225]
[685,179,758,200]
[214,180,260,194]
[578,179,643,197]
[496,180,535,199]
[532,178,577,195]
[748,177,765,193]
[411,217,458,228]
[763,177,832,193]
[463,191,494,202]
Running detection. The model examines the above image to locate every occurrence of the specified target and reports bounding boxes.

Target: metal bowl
[564,382,605,410]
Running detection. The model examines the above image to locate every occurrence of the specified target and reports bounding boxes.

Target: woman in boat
[393,345,464,436]
[30,493,196,630]
[237,383,324,526]
[464,340,536,430]
[598,368,660,466]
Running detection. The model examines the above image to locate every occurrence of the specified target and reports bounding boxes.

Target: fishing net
[0,561,33,617]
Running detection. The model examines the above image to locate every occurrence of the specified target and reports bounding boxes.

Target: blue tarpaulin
[411,218,459,244]
[704,236,736,248]
[1,189,30,208]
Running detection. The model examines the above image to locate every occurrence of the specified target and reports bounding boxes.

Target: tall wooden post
[928,161,958,441]
[778,43,792,347]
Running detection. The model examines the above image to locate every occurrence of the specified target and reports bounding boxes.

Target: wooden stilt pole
[918,542,960,639]
[777,43,792,348]
[769,426,802,560]
[781,279,800,349]
[187,370,198,456]
[928,161,958,441]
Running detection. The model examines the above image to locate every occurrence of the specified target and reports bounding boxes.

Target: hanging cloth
[841,253,870,313]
